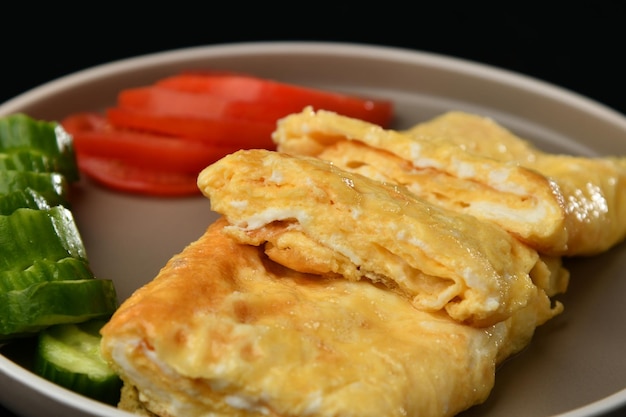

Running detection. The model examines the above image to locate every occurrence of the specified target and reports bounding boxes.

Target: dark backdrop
[1,4,624,115]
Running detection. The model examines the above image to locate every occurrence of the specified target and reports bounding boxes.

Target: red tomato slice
[62,112,239,174]
[61,111,108,131]
[78,155,200,197]
[106,108,277,149]
[59,71,395,198]
[117,86,312,122]
[155,72,394,127]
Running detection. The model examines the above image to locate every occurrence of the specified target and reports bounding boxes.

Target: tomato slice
[106,108,276,149]
[77,155,200,197]
[155,72,394,127]
[62,112,240,174]
[61,111,108,132]
[117,86,305,122]
[59,71,395,198]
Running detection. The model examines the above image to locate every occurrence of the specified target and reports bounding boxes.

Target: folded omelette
[101,145,569,417]
[99,108,626,417]
[197,149,565,327]
[273,108,626,256]
[101,217,562,417]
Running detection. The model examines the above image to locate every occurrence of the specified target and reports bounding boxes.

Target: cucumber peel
[0,279,118,338]
[0,170,69,209]
[34,319,122,405]
[0,206,87,271]
[0,257,94,292]
[0,149,60,174]
[0,188,51,215]
[0,113,79,182]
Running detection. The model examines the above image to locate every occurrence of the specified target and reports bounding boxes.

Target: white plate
[1,41,625,417]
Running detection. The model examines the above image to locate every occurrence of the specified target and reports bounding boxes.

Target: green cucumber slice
[0,188,51,215]
[34,319,122,405]
[0,279,118,338]
[0,149,54,173]
[0,257,94,292]
[0,206,87,271]
[0,113,79,181]
[0,170,69,208]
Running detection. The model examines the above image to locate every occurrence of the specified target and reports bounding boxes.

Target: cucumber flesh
[34,319,122,405]
[0,279,118,338]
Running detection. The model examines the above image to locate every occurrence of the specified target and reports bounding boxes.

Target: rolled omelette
[100,127,575,417]
[272,108,626,256]
[196,149,566,327]
[101,218,562,417]
[404,111,626,256]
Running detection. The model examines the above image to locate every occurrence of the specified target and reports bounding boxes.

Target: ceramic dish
[1,41,625,417]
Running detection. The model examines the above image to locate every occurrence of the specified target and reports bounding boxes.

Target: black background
[1,4,625,117]
[1,3,625,417]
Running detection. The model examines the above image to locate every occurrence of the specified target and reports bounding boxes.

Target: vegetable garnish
[77,154,201,197]
[0,113,118,341]
[63,112,240,173]
[34,319,122,405]
[61,70,394,197]
[0,113,121,403]
[0,113,79,182]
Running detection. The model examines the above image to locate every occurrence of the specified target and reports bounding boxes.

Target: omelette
[98,109,605,417]
[405,111,626,256]
[197,149,566,327]
[273,108,626,256]
[101,217,564,417]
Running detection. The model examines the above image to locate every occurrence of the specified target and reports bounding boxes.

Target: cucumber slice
[0,170,69,208]
[34,319,122,405]
[0,188,51,215]
[0,206,87,271]
[0,257,94,292]
[0,113,78,181]
[0,279,118,338]
[0,149,56,173]
[0,169,67,194]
